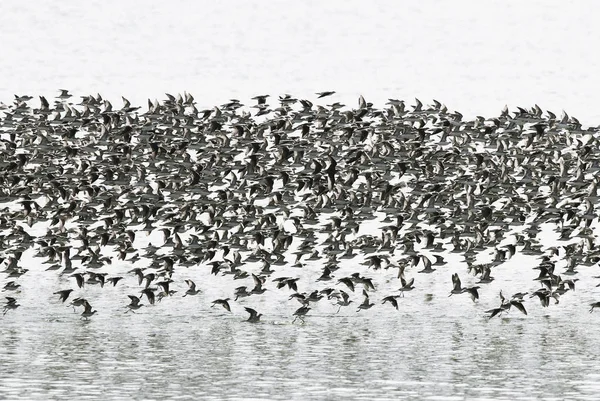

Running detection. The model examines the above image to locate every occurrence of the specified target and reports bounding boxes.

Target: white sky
[1,0,599,124]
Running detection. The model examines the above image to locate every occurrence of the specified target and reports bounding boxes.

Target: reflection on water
[1,310,599,400]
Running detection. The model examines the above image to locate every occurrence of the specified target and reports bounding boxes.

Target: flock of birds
[2,89,600,323]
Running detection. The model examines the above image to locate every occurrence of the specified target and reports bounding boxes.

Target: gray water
[3,298,600,400]
[2,310,600,401]
[3,1,600,400]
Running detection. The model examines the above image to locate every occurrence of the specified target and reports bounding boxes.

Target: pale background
[1,0,599,124]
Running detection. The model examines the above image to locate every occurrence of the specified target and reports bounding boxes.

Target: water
[2,1,600,400]
[2,307,600,400]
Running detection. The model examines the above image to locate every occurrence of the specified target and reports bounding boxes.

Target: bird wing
[486,308,502,319]
[510,301,527,315]
[452,273,461,290]
[128,295,141,305]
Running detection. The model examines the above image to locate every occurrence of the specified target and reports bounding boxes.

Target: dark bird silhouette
[293,306,311,323]
[357,290,374,312]
[382,295,400,310]
[316,91,335,98]
[125,295,143,313]
[211,298,231,312]
[183,279,200,297]
[141,288,156,305]
[54,289,74,303]
[3,297,20,315]
[245,307,262,323]
[80,300,97,320]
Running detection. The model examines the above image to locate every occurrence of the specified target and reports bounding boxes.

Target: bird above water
[418,255,436,274]
[3,297,20,315]
[211,298,231,312]
[357,290,374,312]
[398,277,414,296]
[183,279,200,297]
[244,307,262,323]
[292,305,311,323]
[3,281,21,292]
[486,291,527,319]
[335,290,353,313]
[141,288,156,305]
[125,295,144,313]
[449,273,479,301]
[107,277,123,287]
[54,289,74,303]
[382,295,400,310]
[71,273,85,289]
[80,300,97,320]
[69,297,87,312]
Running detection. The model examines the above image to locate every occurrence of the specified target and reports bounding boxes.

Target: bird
[69,297,87,312]
[244,307,262,323]
[335,290,353,313]
[80,301,97,320]
[107,277,123,287]
[292,306,311,323]
[486,292,527,318]
[449,273,464,296]
[418,255,436,274]
[141,288,156,305]
[316,91,335,98]
[3,281,21,292]
[449,274,479,301]
[463,286,480,302]
[477,266,495,284]
[398,277,415,296]
[183,279,200,297]
[337,277,355,292]
[54,289,74,303]
[432,255,447,266]
[125,295,143,313]
[211,298,231,312]
[382,295,400,310]
[251,94,269,105]
[590,302,600,313]
[71,273,85,288]
[3,297,20,315]
[509,298,527,315]
[357,290,374,312]
[250,273,267,295]
[234,286,251,301]
[57,89,72,99]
